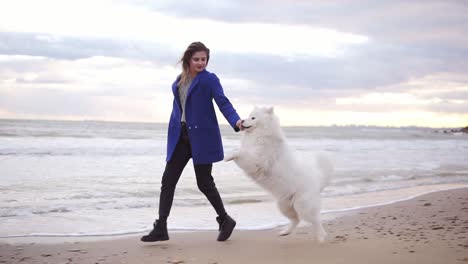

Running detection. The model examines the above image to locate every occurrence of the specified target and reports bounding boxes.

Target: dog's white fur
[225,106,333,242]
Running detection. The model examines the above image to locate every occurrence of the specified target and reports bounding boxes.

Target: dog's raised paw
[224,153,237,162]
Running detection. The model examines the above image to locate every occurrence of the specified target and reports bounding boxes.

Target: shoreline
[1,183,467,244]
[1,187,467,263]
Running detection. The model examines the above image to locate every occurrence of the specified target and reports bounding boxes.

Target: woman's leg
[158,139,192,220]
[194,164,227,217]
[194,163,235,241]
[141,139,192,242]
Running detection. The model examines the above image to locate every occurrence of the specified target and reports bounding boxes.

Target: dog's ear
[266,106,274,114]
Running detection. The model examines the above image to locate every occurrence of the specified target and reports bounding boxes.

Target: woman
[141,42,243,242]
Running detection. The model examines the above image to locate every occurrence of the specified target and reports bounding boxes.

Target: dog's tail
[316,155,333,192]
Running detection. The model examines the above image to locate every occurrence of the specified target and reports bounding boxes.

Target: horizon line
[0,117,466,130]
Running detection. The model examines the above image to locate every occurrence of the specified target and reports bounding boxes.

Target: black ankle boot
[140,220,169,242]
[216,214,236,241]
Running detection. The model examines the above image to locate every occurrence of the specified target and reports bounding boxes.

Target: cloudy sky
[1,0,467,127]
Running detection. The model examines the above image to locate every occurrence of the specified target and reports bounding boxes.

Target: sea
[1,119,467,241]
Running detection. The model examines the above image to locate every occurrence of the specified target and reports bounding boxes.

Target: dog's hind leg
[277,199,299,236]
[293,195,327,242]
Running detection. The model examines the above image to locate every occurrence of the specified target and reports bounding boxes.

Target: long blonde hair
[177,42,210,87]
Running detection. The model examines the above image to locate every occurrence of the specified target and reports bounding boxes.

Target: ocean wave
[2,119,464,141]
[0,133,159,140]
[0,119,169,140]
[0,196,272,218]
[0,149,160,156]
[0,152,18,156]
[227,198,264,205]
[33,207,71,215]
[1,206,72,217]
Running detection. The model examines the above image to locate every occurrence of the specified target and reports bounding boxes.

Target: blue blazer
[166,69,240,164]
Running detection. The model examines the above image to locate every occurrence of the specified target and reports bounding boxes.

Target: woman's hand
[236,119,244,131]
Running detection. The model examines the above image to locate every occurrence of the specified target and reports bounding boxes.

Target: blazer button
[188,126,191,129]
[195,125,198,129]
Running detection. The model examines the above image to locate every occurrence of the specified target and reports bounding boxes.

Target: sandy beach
[1,188,467,264]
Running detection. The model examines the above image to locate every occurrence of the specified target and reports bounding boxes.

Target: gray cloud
[1,0,468,120]
[2,29,467,113]
[213,41,467,92]
[0,88,97,117]
[124,0,468,38]
[421,90,468,101]
[0,32,178,65]
[123,0,468,89]
[426,100,468,114]
[2,0,467,95]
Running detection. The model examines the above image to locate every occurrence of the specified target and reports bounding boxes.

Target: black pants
[158,124,227,220]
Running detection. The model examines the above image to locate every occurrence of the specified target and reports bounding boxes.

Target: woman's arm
[209,73,241,132]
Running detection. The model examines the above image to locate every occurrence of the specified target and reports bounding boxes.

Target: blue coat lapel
[171,79,181,110]
[172,69,206,109]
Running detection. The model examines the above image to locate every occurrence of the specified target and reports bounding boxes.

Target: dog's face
[240,106,275,132]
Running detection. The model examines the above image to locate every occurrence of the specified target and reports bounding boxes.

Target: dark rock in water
[441,126,468,134]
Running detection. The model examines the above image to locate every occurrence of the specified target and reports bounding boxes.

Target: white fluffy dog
[225,106,333,242]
